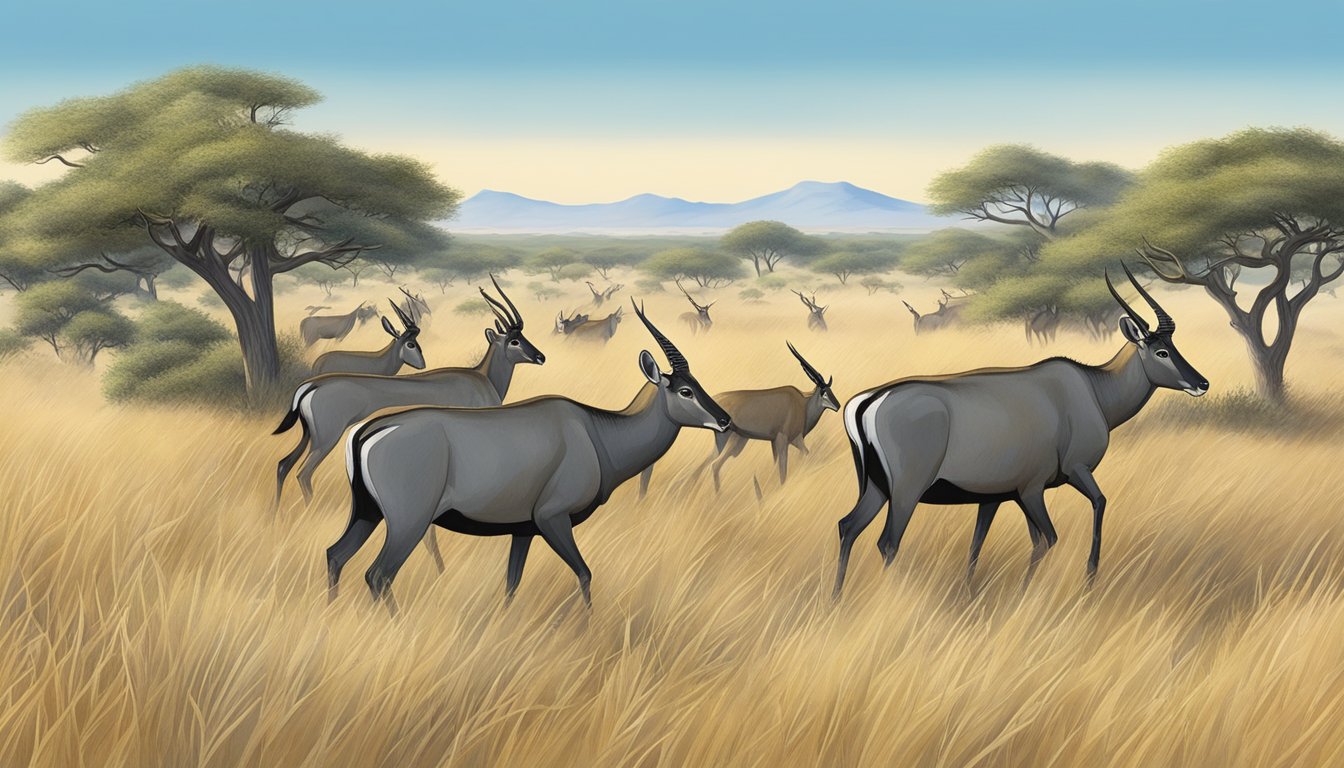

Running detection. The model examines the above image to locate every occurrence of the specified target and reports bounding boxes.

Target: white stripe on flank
[359,426,400,511]
[843,389,882,479]
[861,390,896,491]
[290,382,314,413]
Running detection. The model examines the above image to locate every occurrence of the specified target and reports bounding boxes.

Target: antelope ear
[485,328,498,344]
[638,350,661,384]
[381,316,397,337]
[1119,316,1146,345]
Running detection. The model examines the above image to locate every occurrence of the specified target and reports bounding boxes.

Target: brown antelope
[587,281,624,307]
[639,342,838,496]
[676,279,714,334]
[566,307,624,342]
[300,301,378,346]
[793,290,828,332]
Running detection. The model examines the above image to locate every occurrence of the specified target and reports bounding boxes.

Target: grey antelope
[553,309,590,335]
[833,265,1208,598]
[677,279,714,334]
[396,286,431,326]
[639,342,838,497]
[332,300,731,612]
[274,276,544,506]
[300,301,378,346]
[793,290,829,332]
[1025,306,1060,346]
[901,292,966,335]
[586,281,624,307]
[311,299,426,376]
[565,307,624,342]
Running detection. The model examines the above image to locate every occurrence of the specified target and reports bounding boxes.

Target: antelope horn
[787,341,826,387]
[631,298,688,372]
[490,273,523,328]
[479,287,512,328]
[1104,269,1150,335]
[1123,262,1175,334]
[388,298,414,330]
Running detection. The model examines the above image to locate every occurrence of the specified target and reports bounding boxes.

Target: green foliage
[0,328,32,359]
[634,277,665,293]
[721,221,822,273]
[755,273,790,292]
[528,281,562,301]
[928,145,1132,235]
[136,301,232,346]
[13,281,105,355]
[860,275,902,295]
[640,248,744,287]
[809,250,896,284]
[1,65,461,392]
[454,297,494,316]
[526,248,580,281]
[556,262,593,281]
[902,229,1002,278]
[63,309,136,364]
[582,247,644,278]
[738,287,765,302]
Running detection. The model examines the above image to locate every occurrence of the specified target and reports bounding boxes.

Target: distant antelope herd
[274,266,1208,614]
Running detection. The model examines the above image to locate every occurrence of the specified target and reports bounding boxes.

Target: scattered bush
[0,328,32,360]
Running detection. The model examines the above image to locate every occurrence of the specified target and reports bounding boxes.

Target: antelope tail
[274,382,315,434]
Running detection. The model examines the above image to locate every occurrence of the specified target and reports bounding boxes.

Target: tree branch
[35,154,84,168]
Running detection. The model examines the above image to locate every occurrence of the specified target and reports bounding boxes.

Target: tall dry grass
[3,279,1344,766]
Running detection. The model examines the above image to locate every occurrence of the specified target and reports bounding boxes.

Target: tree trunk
[751,256,762,277]
[1245,340,1288,402]
[212,248,281,398]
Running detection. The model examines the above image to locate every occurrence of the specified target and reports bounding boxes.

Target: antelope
[396,286,431,326]
[565,307,624,342]
[833,266,1208,598]
[300,302,378,346]
[793,290,829,332]
[274,276,544,506]
[901,294,965,335]
[305,305,332,315]
[331,300,731,613]
[586,281,624,307]
[638,342,838,496]
[677,279,714,334]
[311,299,426,376]
[553,309,591,335]
[1025,305,1060,345]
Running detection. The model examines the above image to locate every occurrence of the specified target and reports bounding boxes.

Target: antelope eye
[1155,349,1170,359]
[678,387,693,398]
[406,342,417,349]
[509,339,520,347]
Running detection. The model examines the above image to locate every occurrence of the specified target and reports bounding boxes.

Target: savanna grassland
[3,273,1344,767]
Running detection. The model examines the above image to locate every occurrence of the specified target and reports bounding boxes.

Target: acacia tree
[809,250,895,284]
[641,247,743,288]
[721,221,820,275]
[12,281,106,356]
[928,145,1131,239]
[527,248,579,281]
[0,181,42,291]
[583,247,643,279]
[1051,128,1344,401]
[2,66,458,395]
[901,229,1002,279]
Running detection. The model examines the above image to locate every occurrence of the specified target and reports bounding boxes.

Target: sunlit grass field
[3,274,1344,766]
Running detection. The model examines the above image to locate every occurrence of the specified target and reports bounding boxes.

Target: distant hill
[447,181,952,233]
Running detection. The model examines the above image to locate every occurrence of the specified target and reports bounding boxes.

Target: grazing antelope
[586,281,624,307]
[311,299,426,376]
[677,279,714,334]
[274,276,544,506]
[1025,305,1060,345]
[793,290,829,332]
[833,266,1208,598]
[553,309,591,335]
[901,294,965,335]
[331,300,731,612]
[639,342,838,496]
[565,307,624,342]
[300,302,378,346]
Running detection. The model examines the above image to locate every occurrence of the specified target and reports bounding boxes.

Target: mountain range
[446,181,951,233]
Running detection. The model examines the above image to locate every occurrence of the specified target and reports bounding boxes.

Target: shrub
[0,328,32,360]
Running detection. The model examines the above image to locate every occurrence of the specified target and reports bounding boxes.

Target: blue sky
[3,1,1343,202]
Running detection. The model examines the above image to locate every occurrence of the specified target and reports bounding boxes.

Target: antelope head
[382,298,425,369]
[480,274,546,365]
[1105,264,1207,397]
[788,341,839,412]
[677,278,715,320]
[632,299,730,432]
